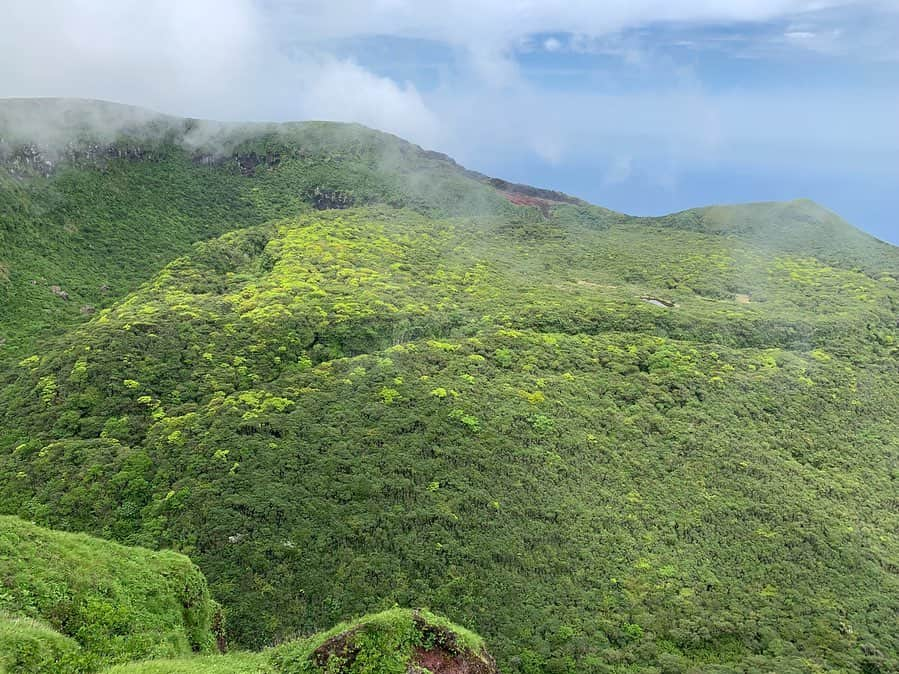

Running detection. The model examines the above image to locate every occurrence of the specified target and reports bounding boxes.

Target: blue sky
[325,13,899,244]
[2,1,898,243]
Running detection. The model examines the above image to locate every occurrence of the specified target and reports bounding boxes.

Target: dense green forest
[2,99,899,673]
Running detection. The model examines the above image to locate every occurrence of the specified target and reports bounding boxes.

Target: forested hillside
[1,99,898,674]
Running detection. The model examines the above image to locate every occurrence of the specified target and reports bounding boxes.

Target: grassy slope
[0,516,218,672]
[650,199,899,279]
[0,517,494,674]
[0,615,82,674]
[2,100,899,673]
[103,608,492,674]
[101,653,265,674]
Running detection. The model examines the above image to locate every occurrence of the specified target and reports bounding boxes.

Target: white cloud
[288,58,442,145]
[0,0,264,113]
[270,0,868,46]
[543,37,563,52]
[532,135,565,165]
[1,0,898,196]
[4,0,884,108]
[0,0,444,146]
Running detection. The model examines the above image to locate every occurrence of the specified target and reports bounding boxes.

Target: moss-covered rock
[270,609,498,674]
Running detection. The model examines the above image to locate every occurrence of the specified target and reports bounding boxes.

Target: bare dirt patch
[576,280,617,289]
[500,191,556,217]
[311,627,361,671]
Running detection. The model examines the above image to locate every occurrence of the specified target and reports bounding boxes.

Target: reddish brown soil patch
[502,192,548,208]
[411,613,498,674]
[412,646,498,674]
[311,627,361,670]
[500,191,555,217]
[487,178,583,206]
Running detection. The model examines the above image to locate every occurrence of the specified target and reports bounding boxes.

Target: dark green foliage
[3,99,899,674]
[0,516,217,672]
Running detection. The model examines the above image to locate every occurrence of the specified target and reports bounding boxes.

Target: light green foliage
[100,653,266,674]
[0,615,83,674]
[378,387,400,404]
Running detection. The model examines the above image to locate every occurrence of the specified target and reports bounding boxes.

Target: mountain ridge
[3,97,894,362]
[0,97,875,234]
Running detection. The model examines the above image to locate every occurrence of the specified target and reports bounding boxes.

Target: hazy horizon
[2,1,897,244]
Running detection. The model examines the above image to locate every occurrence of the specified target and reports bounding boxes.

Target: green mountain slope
[651,199,899,278]
[0,516,218,672]
[0,98,509,357]
[2,99,899,674]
